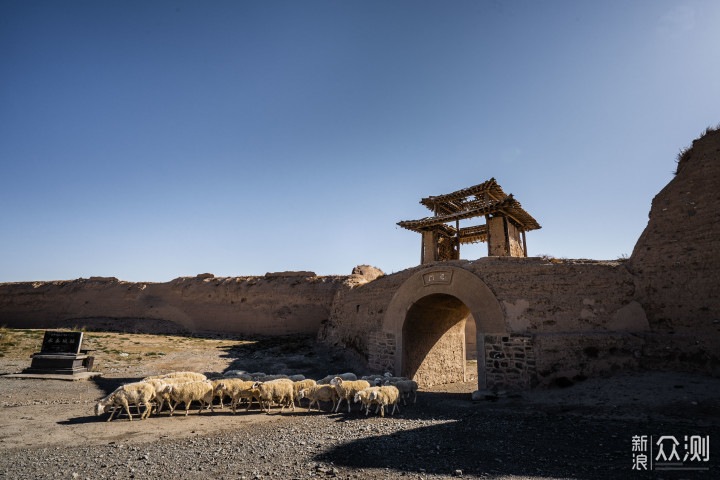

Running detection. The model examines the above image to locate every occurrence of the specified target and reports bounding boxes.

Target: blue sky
[1,1,719,282]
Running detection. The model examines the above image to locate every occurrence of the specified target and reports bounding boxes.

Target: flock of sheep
[94,371,419,422]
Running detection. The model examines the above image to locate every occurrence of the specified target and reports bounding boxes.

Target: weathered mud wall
[0,272,346,335]
[320,127,720,389]
[628,129,720,339]
[319,259,648,388]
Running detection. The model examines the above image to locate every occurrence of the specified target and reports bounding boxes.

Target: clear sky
[1,1,719,283]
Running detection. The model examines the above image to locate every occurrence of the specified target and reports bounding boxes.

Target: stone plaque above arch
[385,266,505,337]
[422,270,453,286]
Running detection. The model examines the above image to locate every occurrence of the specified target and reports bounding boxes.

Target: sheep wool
[292,379,317,406]
[330,378,371,413]
[253,379,295,414]
[298,385,338,412]
[369,385,401,417]
[317,372,357,385]
[168,381,215,416]
[385,379,418,405]
[353,386,382,416]
[216,379,259,413]
[95,382,156,422]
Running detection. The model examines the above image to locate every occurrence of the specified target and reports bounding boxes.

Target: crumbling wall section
[0,272,346,335]
[627,127,720,374]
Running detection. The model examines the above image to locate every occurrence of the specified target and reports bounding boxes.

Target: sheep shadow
[58,414,108,425]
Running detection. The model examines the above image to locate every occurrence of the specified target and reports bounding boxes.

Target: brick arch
[384,266,505,388]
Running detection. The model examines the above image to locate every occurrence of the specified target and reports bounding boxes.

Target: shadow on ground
[314,390,719,479]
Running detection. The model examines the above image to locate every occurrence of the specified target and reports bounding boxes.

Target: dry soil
[0,329,718,479]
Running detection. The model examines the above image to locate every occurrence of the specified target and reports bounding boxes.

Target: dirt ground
[1,329,718,479]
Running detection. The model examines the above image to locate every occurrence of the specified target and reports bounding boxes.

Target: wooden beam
[522,230,528,257]
[456,219,460,259]
[496,208,527,231]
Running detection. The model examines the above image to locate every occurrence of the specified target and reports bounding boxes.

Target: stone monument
[23,331,93,375]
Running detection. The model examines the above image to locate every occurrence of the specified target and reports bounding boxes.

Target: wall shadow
[313,391,680,480]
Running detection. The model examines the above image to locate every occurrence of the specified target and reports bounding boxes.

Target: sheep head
[94,402,106,416]
[330,377,343,386]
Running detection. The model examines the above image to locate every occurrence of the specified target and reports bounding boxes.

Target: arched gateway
[384,266,505,389]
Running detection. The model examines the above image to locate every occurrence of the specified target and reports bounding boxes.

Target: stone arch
[384,266,505,388]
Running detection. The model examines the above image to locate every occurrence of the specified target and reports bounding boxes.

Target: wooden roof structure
[397,178,541,245]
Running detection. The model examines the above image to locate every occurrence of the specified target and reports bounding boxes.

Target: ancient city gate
[384,266,505,388]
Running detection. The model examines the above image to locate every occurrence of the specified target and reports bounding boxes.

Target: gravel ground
[1,332,718,479]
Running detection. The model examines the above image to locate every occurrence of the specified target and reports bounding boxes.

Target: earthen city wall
[1,128,718,390]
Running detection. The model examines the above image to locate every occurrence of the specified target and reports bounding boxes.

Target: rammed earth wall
[1,130,718,389]
[0,273,346,335]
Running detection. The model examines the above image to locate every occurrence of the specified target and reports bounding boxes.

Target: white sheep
[330,377,370,413]
[317,372,357,385]
[223,371,253,381]
[298,385,338,412]
[216,378,260,413]
[292,379,317,406]
[143,371,207,382]
[383,379,418,405]
[95,382,155,422]
[253,379,295,414]
[209,378,229,409]
[369,385,401,417]
[168,381,215,416]
[376,374,409,385]
[361,374,385,384]
[353,386,381,415]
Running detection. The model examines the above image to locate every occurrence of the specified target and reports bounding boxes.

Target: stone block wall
[485,334,537,390]
[367,331,396,374]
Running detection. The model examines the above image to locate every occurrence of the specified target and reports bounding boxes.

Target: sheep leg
[142,402,152,420]
[347,397,352,413]
[106,406,118,422]
[379,403,385,418]
[121,399,133,421]
[334,398,343,413]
